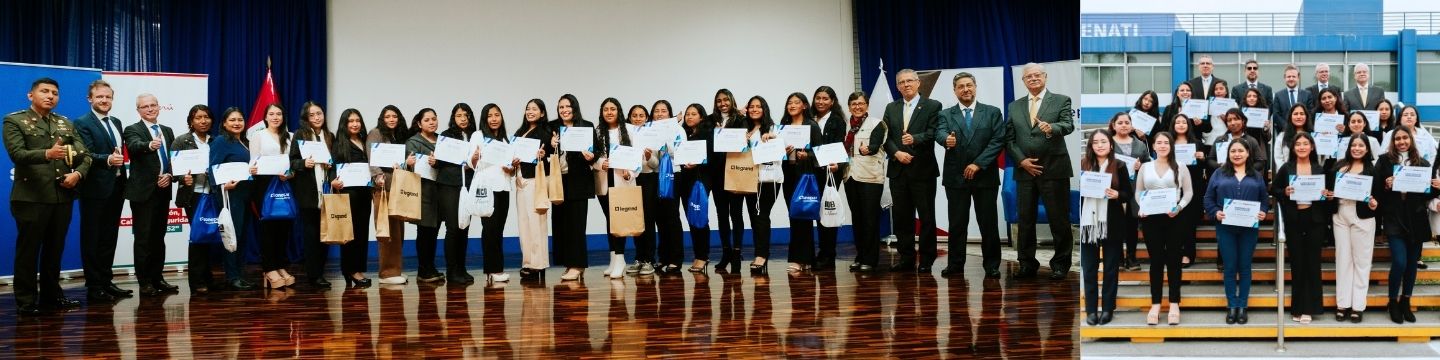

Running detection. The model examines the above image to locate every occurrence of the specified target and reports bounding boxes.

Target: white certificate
[1221,199,1262,228]
[674,140,707,165]
[778,125,812,149]
[1393,165,1432,194]
[254,155,289,175]
[1243,107,1269,128]
[478,138,513,166]
[751,139,787,164]
[559,126,594,152]
[1208,98,1237,118]
[412,154,436,180]
[1181,99,1209,119]
[1129,109,1157,134]
[1290,174,1326,202]
[169,149,209,175]
[647,118,685,148]
[511,137,541,164]
[1360,110,1380,131]
[813,142,849,166]
[335,163,372,187]
[369,143,406,168]
[631,126,664,151]
[1334,173,1374,201]
[297,139,332,164]
[1315,113,1344,134]
[713,128,749,153]
[1137,188,1179,216]
[609,145,643,172]
[211,162,251,183]
[1114,154,1138,178]
[433,135,475,165]
[1213,140,1231,160]
[1079,171,1111,199]
[1314,132,1340,158]
[1174,143,1197,166]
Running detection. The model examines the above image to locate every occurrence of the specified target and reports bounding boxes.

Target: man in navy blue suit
[1270,64,1313,129]
[73,80,132,302]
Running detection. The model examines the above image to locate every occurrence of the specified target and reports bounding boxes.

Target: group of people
[1081,56,1432,327]
[7,62,1077,316]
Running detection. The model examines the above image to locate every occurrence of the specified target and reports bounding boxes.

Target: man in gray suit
[1005,63,1075,280]
[1231,59,1273,109]
[936,72,1007,279]
[1304,63,1337,109]
[1344,63,1385,111]
[1271,64,1313,128]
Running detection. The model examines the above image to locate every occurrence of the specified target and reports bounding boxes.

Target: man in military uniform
[4,78,92,315]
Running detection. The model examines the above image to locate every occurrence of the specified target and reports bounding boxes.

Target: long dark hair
[294,100,334,144]
[1343,111,1370,138]
[478,103,507,141]
[446,102,477,140]
[711,88,742,124]
[1169,113,1205,147]
[783,92,811,124]
[812,85,845,120]
[1332,134,1375,174]
[1242,87,1269,109]
[262,103,290,153]
[683,103,710,136]
[1163,82,1193,117]
[186,104,212,136]
[1285,131,1321,170]
[409,108,438,138]
[375,105,409,144]
[335,108,367,142]
[558,94,584,123]
[1219,140,1256,176]
[1134,90,1160,118]
[1281,103,1312,148]
[597,98,629,156]
[1082,129,1121,189]
[333,108,368,162]
[1314,87,1346,115]
[219,107,247,145]
[627,104,649,126]
[1386,124,1423,166]
[1210,79,1230,99]
[1150,131,1180,186]
[738,95,775,134]
[1376,98,1396,131]
[514,98,549,138]
[650,99,672,122]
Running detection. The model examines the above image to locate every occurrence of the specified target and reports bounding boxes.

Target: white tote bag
[820,174,848,227]
[458,169,474,229]
[218,189,238,252]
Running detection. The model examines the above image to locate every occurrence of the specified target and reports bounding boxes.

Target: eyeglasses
[1246,66,1259,70]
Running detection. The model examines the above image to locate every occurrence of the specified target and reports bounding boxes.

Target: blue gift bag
[658,152,676,199]
[686,180,709,228]
[189,193,222,244]
[260,177,298,220]
[789,173,820,220]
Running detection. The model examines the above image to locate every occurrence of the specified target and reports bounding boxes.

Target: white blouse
[1135,161,1194,211]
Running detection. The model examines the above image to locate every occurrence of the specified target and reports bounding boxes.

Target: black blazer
[1343,85,1385,112]
[1325,160,1378,219]
[1231,81,1274,111]
[1374,155,1439,241]
[1186,76,1227,101]
[1269,160,1330,224]
[171,132,211,209]
[74,111,126,199]
[289,132,336,210]
[1271,86,1313,128]
[122,121,176,202]
[815,110,848,177]
[881,96,942,179]
[936,102,1006,188]
[1303,83,1339,109]
[548,118,599,200]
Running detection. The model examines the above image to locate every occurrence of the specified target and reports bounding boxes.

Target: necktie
[1360,87,1369,108]
[963,108,973,132]
[1029,96,1040,128]
[152,124,169,174]
[1290,89,1297,106]
[102,116,119,148]
[902,101,913,132]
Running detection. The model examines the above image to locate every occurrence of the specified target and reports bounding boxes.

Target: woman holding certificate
[1270,132,1327,324]
[1372,99,1396,138]
[1374,125,1437,324]
[1341,111,1382,160]
[1313,88,1348,126]
[1211,109,1268,177]
[404,108,449,284]
[730,96,780,276]
[1169,115,1211,268]
[289,101,336,288]
[548,95,598,281]
[514,99,552,280]
[367,105,411,285]
[1079,130,1131,326]
[1238,88,1273,146]
[778,92,824,273]
[677,103,714,272]
[708,89,746,274]
[1160,83,1210,140]
[595,98,637,279]
[627,104,665,275]
[435,103,481,284]
[1328,134,1379,323]
[1206,80,1234,140]
[811,86,848,270]
[1134,131,1192,325]
[250,103,297,289]
[330,108,374,288]
[205,107,257,291]
[477,103,515,283]
[176,105,217,293]
[1133,90,1162,137]
[649,100,686,274]
[846,91,888,272]
[1108,112,1148,271]
[1382,106,1434,163]
[1272,104,1315,173]
[1203,139,1270,325]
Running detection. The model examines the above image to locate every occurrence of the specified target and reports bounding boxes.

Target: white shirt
[192,133,211,193]
[250,129,290,160]
[141,119,167,173]
[1028,89,1050,113]
[902,96,918,127]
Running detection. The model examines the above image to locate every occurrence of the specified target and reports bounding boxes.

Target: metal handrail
[1275,209,1287,352]
[1082,12,1440,37]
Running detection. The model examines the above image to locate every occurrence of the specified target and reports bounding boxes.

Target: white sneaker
[488,273,510,282]
[378,275,408,285]
[608,254,627,279]
[638,262,656,275]
[625,261,642,273]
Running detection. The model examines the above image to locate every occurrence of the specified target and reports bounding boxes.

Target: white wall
[328,0,857,237]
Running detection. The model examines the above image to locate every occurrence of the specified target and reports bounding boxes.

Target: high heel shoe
[750,258,768,276]
[344,274,372,288]
[1168,304,1181,325]
[715,251,734,274]
[560,268,583,281]
[689,260,709,273]
[264,271,286,289]
[278,270,296,287]
[786,263,809,274]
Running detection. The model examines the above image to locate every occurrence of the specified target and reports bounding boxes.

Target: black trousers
[890,176,938,265]
[740,185,779,259]
[656,187,685,266]
[131,196,170,286]
[1287,208,1324,316]
[1179,201,1202,262]
[11,201,73,307]
[341,189,372,277]
[677,180,711,261]
[480,191,510,273]
[253,176,293,272]
[1081,239,1121,315]
[783,167,817,265]
[300,208,326,279]
[1015,178,1074,274]
[635,173,661,263]
[845,180,883,267]
[713,187,742,253]
[79,178,125,289]
[551,194,588,269]
[1141,214,1183,304]
[945,184,1002,272]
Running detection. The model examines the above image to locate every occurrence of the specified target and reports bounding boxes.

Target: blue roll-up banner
[0,62,104,278]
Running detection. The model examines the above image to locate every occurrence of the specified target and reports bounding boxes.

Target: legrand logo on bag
[329,214,349,220]
[614,206,639,213]
[823,200,838,211]
[399,189,419,197]
[730,164,754,171]
[269,193,291,200]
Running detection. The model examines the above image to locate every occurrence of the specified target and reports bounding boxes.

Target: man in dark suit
[1271,64,1313,128]
[1005,63,1075,280]
[1186,55,1226,101]
[123,93,178,296]
[1344,63,1385,111]
[1231,59,1273,109]
[5,78,93,315]
[935,72,1007,278]
[879,68,942,273]
[1304,63,1337,109]
[73,80,132,302]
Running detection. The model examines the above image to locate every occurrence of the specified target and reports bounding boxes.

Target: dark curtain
[0,0,327,131]
[854,0,1079,107]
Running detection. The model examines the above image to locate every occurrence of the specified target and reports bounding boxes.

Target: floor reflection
[0,255,1077,358]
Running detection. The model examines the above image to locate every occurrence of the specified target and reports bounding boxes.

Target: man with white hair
[122,93,178,296]
[880,68,943,273]
[1304,63,1335,109]
[1005,62,1075,280]
[1344,63,1384,111]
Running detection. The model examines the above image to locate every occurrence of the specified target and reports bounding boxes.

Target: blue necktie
[963,108,973,132]
[152,124,169,174]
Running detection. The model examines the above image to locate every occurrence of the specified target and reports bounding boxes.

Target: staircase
[1078,218,1440,343]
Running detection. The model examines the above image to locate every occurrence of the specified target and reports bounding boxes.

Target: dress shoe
[154,280,180,293]
[106,284,134,297]
[87,289,118,303]
[1086,313,1099,326]
[1014,267,1037,279]
[856,264,874,272]
[813,257,834,271]
[984,269,1001,278]
[308,277,332,289]
[1402,298,1416,323]
[191,286,210,295]
[916,265,932,273]
[447,274,472,284]
[139,285,162,296]
[1350,311,1364,323]
[17,305,46,316]
[461,272,476,284]
[940,268,961,277]
[889,261,916,273]
[344,276,373,288]
[1389,300,1404,324]
[418,271,446,283]
[1049,271,1069,280]
[1099,311,1113,325]
[229,279,257,291]
[1237,308,1249,324]
[848,263,863,272]
[49,297,82,310]
[1225,308,1238,324]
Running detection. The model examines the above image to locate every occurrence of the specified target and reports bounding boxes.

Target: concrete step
[1107,261,1440,282]
[1102,284,1440,309]
[1078,309,1440,343]
[1125,242,1440,262]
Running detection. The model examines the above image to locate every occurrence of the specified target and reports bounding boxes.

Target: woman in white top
[1328,134,1380,323]
[1381,106,1435,162]
[1341,110,1382,162]
[595,98,635,279]
[248,103,296,289]
[1135,131,1193,325]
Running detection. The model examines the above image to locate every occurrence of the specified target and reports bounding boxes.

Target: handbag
[759,163,784,184]
[819,174,848,227]
[218,189,238,252]
[608,185,645,237]
[189,193,222,245]
[471,166,497,218]
[658,151,676,199]
[320,190,354,244]
[533,162,551,215]
[260,177,298,220]
[458,168,474,229]
[788,173,821,220]
[723,152,759,194]
[547,154,565,204]
[390,169,424,222]
[373,190,391,238]
[686,180,709,229]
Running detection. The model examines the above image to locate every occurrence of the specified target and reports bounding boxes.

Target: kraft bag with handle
[373,189,391,238]
[547,154,565,204]
[723,152,759,194]
[607,185,645,237]
[390,168,424,222]
[533,161,552,215]
[320,187,354,245]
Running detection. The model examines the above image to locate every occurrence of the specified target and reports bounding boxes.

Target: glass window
[1129,53,1169,64]
[1296,52,1345,64]
[1420,63,1440,92]
[1155,66,1172,92]
[1255,53,1293,63]
[1083,66,1101,94]
[1100,67,1124,94]
[1128,67,1154,93]
[1082,53,1101,64]
[1418,51,1440,62]
[1367,64,1395,92]
[1346,52,1394,63]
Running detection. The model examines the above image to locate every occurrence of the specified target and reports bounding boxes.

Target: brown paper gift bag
[724,152,759,194]
[320,193,354,244]
[373,190,391,238]
[390,169,424,222]
[547,154,565,204]
[607,185,645,237]
[533,163,551,215]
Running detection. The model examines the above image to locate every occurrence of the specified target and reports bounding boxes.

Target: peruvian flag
[247,66,280,134]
